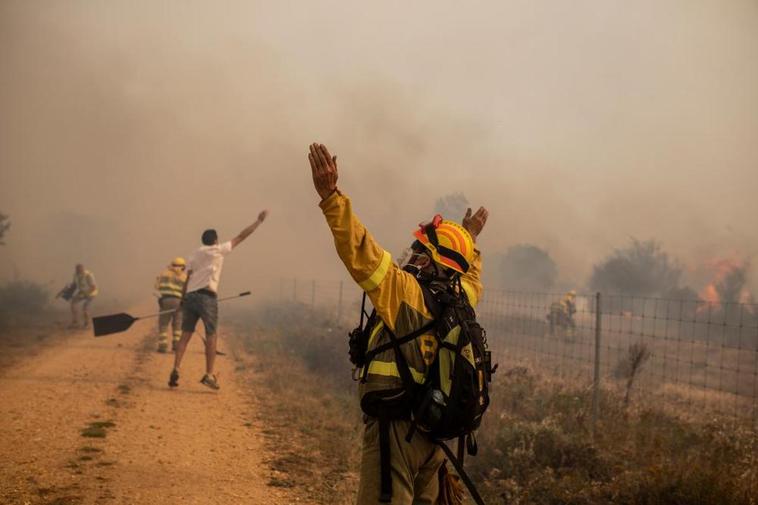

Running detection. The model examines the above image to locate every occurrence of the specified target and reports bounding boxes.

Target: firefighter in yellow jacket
[154,257,188,353]
[308,143,489,505]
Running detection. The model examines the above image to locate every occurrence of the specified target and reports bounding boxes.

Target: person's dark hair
[201,229,218,246]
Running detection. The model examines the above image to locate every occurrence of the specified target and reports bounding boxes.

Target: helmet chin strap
[403,259,459,286]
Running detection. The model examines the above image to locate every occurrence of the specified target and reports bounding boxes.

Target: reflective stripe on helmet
[412,218,474,274]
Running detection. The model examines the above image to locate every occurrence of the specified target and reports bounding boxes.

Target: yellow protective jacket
[320,190,483,400]
[154,268,187,299]
[74,270,98,298]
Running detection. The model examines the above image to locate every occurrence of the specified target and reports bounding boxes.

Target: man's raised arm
[231,210,269,249]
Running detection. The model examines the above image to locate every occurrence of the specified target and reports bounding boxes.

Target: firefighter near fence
[308,142,495,505]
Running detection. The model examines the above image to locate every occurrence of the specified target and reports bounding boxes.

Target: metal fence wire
[274,278,758,424]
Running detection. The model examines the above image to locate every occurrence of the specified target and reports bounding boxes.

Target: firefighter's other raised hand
[462,207,489,240]
[309,143,339,201]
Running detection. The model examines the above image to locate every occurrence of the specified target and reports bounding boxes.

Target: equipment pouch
[348,292,375,369]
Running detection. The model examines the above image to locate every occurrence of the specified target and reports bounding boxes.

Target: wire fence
[265,277,758,424]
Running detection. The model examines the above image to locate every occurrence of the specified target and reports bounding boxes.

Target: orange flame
[697,257,754,313]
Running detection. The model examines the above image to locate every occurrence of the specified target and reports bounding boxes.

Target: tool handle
[218,291,251,301]
[136,291,251,319]
[135,308,179,320]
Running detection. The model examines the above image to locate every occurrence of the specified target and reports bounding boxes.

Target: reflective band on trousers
[359,250,392,292]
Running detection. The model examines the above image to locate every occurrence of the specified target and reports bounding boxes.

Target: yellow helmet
[171,257,186,268]
[413,215,475,274]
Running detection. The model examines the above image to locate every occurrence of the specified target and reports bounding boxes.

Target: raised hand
[308,143,339,200]
[462,207,489,240]
[258,210,269,223]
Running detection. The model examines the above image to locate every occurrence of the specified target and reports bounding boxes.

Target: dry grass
[472,364,758,505]
[234,302,758,505]
[230,302,362,505]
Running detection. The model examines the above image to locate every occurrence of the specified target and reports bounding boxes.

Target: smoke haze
[1,0,757,302]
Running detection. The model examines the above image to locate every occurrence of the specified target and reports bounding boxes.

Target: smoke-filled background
[1,0,757,304]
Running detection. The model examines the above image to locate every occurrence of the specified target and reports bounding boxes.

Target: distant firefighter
[154,257,188,353]
[69,264,98,329]
[547,290,577,338]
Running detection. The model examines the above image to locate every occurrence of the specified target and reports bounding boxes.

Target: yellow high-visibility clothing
[560,298,576,316]
[319,190,483,399]
[154,268,187,299]
[74,270,98,297]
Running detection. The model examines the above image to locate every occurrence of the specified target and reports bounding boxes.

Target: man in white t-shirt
[169,210,268,390]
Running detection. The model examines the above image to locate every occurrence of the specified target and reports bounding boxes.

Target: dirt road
[0,320,305,505]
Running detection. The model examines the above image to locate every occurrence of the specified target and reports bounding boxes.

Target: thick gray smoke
[497,244,558,292]
[1,1,757,305]
[588,239,685,297]
[434,193,470,223]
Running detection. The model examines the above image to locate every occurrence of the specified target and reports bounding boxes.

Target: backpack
[348,278,496,504]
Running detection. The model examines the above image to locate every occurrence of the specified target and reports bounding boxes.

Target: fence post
[311,279,316,309]
[592,292,602,438]
[337,280,344,322]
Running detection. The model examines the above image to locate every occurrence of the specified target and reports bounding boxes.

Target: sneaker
[171,340,179,352]
[200,374,220,390]
[157,342,168,353]
[168,369,179,388]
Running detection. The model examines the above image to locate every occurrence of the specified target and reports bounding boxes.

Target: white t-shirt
[186,241,233,294]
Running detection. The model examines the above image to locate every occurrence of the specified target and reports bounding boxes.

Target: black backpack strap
[363,320,436,363]
[372,323,431,504]
[358,292,368,328]
[379,415,392,503]
[420,283,444,319]
[384,326,416,391]
[437,441,487,505]
[363,280,446,373]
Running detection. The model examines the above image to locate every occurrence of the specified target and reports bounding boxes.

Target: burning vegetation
[698,258,754,309]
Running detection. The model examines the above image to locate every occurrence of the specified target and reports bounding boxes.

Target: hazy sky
[1,0,757,301]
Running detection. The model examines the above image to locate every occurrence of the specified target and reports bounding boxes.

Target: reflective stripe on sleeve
[358,250,392,292]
